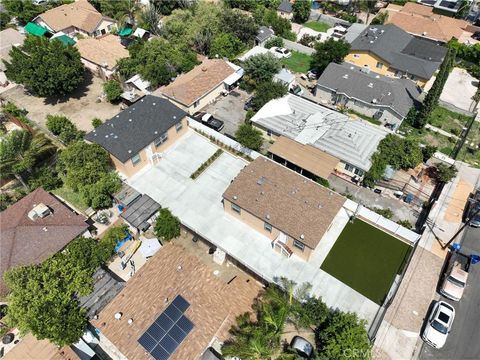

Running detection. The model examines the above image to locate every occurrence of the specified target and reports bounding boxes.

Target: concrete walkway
[282,39,315,55]
[424,124,458,139]
[127,130,380,324]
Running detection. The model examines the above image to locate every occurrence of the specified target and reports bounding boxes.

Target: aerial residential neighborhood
[0,1,479,360]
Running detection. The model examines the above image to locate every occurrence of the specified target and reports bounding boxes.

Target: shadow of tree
[42,70,94,105]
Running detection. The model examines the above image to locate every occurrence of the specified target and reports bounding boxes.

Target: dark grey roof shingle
[256,26,274,43]
[350,25,447,79]
[85,95,187,162]
[120,194,160,229]
[278,0,293,13]
[316,62,422,117]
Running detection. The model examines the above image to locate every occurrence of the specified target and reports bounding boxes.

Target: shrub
[91,118,103,128]
[235,123,263,151]
[397,220,412,229]
[46,115,84,144]
[154,208,180,241]
[371,207,393,219]
[103,80,123,103]
[190,149,224,179]
[264,36,283,49]
[28,167,63,191]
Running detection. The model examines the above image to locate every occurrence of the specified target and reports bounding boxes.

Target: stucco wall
[94,19,115,36]
[223,198,312,261]
[111,117,188,178]
[345,51,428,87]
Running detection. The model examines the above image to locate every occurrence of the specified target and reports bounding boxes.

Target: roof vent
[257,176,265,185]
[201,67,207,72]
[177,265,183,272]
[128,319,133,325]
[372,98,377,103]
[368,83,373,88]
[28,203,51,221]
[300,234,305,240]
[153,102,156,106]
[343,74,349,79]
[42,227,48,232]
[265,214,270,220]
[233,195,238,200]
[375,75,380,78]
[114,312,122,320]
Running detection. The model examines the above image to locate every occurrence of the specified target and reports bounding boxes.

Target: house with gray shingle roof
[277,0,293,19]
[315,62,422,128]
[345,24,447,87]
[255,26,275,46]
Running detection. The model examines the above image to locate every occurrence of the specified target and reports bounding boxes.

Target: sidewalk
[373,164,480,359]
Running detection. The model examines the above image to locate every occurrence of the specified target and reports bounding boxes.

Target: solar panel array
[138,295,194,360]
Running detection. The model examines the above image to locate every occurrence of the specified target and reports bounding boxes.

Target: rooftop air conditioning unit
[28,203,51,221]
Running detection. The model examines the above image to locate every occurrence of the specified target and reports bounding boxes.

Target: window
[344,163,355,172]
[231,203,241,214]
[175,121,183,132]
[264,222,272,232]
[193,100,200,108]
[354,168,364,176]
[376,62,383,69]
[131,153,141,166]
[267,129,272,136]
[293,240,305,251]
[154,132,168,147]
[353,54,360,59]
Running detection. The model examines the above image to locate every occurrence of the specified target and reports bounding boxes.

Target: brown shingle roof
[36,0,111,34]
[269,136,339,180]
[91,243,260,360]
[384,2,470,43]
[0,188,88,295]
[4,334,80,360]
[75,34,128,70]
[223,157,346,249]
[156,59,235,107]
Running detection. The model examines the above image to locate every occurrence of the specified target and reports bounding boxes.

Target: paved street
[419,225,480,360]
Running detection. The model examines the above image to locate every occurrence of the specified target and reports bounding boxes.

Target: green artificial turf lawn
[304,21,331,33]
[320,220,412,305]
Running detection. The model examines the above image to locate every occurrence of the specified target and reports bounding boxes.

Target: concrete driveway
[1,72,121,132]
[440,67,478,113]
[204,89,250,137]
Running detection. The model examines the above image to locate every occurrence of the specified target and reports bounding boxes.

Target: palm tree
[222,313,273,360]
[0,130,56,188]
[140,4,162,35]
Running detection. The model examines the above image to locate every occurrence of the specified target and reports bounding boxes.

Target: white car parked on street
[422,301,455,349]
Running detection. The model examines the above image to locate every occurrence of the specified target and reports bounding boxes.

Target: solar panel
[138,295,194,360]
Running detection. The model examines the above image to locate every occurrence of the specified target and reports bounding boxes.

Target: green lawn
[321,220,412,305]
[304,21,331,33]
[52,185,88,213]
[281,51,312,74]
[457,119,480,168]
[399,122,457,157]
[427,106,471,137]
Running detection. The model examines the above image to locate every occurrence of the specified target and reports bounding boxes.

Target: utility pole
[442,205,480,249]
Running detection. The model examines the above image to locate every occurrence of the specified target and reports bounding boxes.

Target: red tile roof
[0,188,88,295]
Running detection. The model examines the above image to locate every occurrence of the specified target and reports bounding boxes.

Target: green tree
[0,130,56,188]
[311,38,350,74]
[292,0,311,24]
[416,47,456,128]
[91,118,103,128]
[103,80,123,103]
[0,12,11,30]
[118,38,198,87]
[294,297,328,329]
[242,53,281,90]
[139,4,162,35]
[4,35,84,97]
[252,80,288,111]
[316,311,371,360]
[222,9,259,44]
[209,33,244,59]
[46,115,84,144]
[235,123,263,151]
[253,5,292,38]
[28,167,63,191]
[371,11,388,25]
[264,36,284,49]
[57,142,119,208]
[2,0,44,24]
[3,231,122,347]
[154,208,181,241]
[404,107,417,127]
[422,145,437,162]
[432,163,458,183]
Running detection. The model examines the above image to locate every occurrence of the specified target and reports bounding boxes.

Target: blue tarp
[115,232,133,252]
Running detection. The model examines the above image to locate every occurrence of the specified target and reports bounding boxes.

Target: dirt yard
[1,73,121,132]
